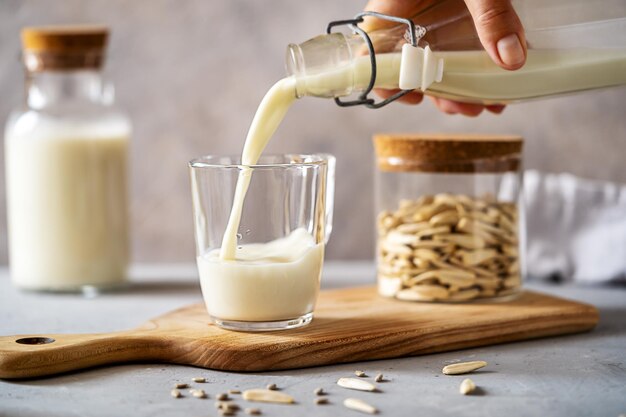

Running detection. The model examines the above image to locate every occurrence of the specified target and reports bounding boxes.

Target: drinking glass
[189,154,335,331]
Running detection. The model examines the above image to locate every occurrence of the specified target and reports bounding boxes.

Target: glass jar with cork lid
[4,26,131,292]
[373,134,523,303]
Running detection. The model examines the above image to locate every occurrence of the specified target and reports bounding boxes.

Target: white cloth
[524,170,626,283]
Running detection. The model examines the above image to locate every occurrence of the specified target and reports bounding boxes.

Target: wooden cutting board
[0,287,598,379]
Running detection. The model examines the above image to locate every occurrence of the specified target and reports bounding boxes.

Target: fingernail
[497,34,525,67]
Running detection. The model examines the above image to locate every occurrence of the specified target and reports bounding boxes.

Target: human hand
[362,0,527,116]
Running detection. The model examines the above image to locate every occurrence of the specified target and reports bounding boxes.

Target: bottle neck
[25,70,109,110]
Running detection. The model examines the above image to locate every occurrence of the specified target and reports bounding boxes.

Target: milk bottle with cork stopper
[285,0,626,105]
[4,26,131,291]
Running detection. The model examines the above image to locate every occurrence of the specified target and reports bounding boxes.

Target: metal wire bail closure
[326,11,420,109]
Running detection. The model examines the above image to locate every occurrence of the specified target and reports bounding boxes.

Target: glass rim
[189,153,334,169]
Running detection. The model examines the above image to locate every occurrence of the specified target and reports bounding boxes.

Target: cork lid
[373,133,523,173]
[21,25,109,71]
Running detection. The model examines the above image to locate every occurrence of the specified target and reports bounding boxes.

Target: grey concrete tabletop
[0,262,625,417]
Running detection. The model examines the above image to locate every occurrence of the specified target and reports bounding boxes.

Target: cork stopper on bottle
[21,25,109,71]
[373,133,523,173]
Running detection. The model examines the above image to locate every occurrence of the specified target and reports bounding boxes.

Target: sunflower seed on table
[442,361,488,375]
[354,370,366,377]
[314,387,325,395]
[245,408,262,415]
[191,389,207,399]
[228,389,241,395]
[174,383,188,389]
[216,393,229,401]
[337,377,377,392]
[315,397,329,405]
[170,389,182,398]
[266,383,277,390]
[242,389,295,404]
[192,377,206,383]
[459,378,477,395]
[216,402,240,411]
[343,398,378,414]
[375,374,384,382]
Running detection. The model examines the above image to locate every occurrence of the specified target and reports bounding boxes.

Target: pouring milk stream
[197,78,320,323]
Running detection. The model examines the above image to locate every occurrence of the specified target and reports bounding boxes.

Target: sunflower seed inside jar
[377,194,521,302]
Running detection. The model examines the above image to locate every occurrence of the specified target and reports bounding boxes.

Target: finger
[464,0,527,70]
[430,97,484,117]
[375,88,424,105]
[486,104,506,114]
[362,0,422,32]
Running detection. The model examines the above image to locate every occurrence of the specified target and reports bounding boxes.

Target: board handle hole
[16,337,56,345]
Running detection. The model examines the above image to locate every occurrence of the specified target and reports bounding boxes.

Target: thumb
[464,0,527,70]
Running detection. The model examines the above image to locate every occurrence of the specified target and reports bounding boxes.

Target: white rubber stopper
[399,43,423,90]
[421,46,435,91]
[436,58,444,83]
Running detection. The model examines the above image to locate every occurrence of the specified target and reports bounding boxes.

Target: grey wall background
[0,0,625,263]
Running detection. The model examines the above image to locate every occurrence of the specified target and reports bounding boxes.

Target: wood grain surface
[0,287,598,379]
